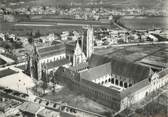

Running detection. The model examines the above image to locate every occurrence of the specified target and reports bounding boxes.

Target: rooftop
[110,58,153,83]
[0,99,21,112]
[46,58,70,69]
[80,62,111,81]
[38,108,60,117]
[19,102,41,114]
[69,62,88,72]
[81,57,152,83]
[0,68,17,78]
[121,78,150,98]
[36,44,66,58]
[38,44,64,54]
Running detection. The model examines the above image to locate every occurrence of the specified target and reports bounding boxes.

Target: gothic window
[129,84,132,87]
[111,78,114,84]
[76,57,80,64]
[124,83,128,88]
[108,78,111,82]
[120,81,123,87]
[115,79,119,85]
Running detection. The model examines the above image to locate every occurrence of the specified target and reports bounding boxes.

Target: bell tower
[82,25,94,59]
[31,45,42,80]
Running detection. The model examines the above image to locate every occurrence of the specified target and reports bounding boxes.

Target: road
[0,87,106,117]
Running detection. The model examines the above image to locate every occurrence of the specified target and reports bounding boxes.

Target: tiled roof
[80,62,111,81]
[81,58,152,83]
[66,41,76,51]
[46,59,70,69]
[38,108,60,117]
[65,41,77,55]
[88,54,110,68]
[16,65,26,70]
[38,44,64,53]
[69,62,88,72]
[110,59,153,83]
[37,44,66,58]
[40,48,65,58]
[0,68,17,78]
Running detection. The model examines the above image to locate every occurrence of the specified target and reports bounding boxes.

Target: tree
[35,31,41,38]
[28,37,33,44]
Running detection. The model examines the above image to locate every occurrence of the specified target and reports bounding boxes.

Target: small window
[120,81,123,87]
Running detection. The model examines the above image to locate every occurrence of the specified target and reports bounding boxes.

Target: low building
[0,98,21,116]
[19,102,42,117]
[37,108,60,117]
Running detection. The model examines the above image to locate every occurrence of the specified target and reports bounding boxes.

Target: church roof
[66,41,76,51]
[46,59,70,69]
[40,49,65,58]
[38,44,64,53]
[65,40,82,55]
[37,44,65,59]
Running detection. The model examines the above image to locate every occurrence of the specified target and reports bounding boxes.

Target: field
[95,43,168,69]
[0,14,118,35]
[119,16,168,30]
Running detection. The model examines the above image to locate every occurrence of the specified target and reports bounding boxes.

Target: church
[27,26,94,80]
